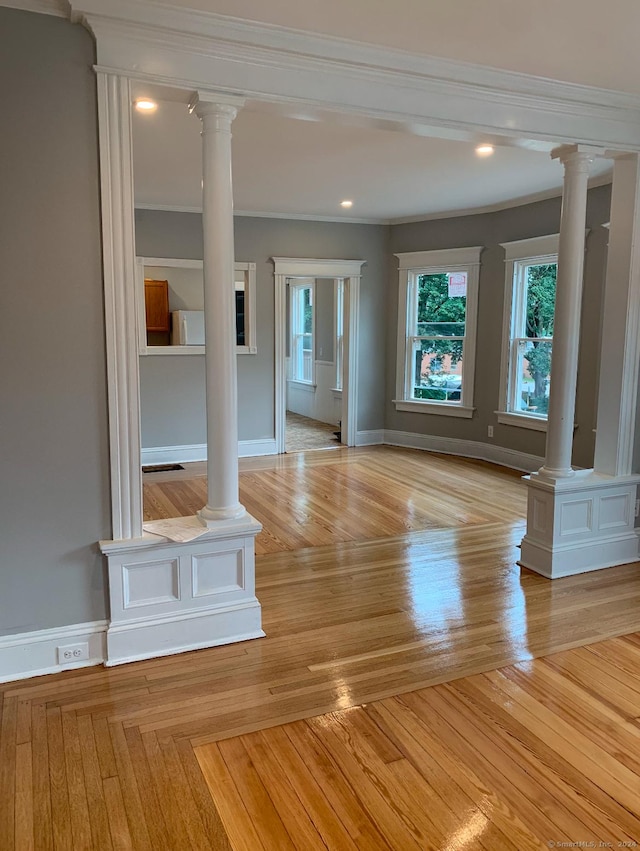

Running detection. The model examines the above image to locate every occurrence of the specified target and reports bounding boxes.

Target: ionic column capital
[189,91,245,127]
[550,143,604,170]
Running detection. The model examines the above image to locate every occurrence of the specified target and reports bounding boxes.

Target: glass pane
[411,339,464,402]
[513,339,552,415]
[416,322,465,337]
[525,264,556,339]
[417,273,466,333]
[303,287,313,334]
[302,334,312,352]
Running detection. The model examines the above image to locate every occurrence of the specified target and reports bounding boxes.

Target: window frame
[497,234,560,432]
[333,278,345,393]
[289,277,316,387]
[394,247,482,418]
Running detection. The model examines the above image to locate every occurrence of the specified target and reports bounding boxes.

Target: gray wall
[387,185,612,468]
[0,9,110,635]
[315,279,335,363]
[135,210,389,445]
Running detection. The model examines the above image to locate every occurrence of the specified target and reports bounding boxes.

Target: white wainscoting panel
[101,515,263,665]
[0,620,108,684]
[520,471,640,578]
[286,361,341,425]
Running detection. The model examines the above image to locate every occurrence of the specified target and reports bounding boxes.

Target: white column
[537,146,594,480]
[192,93,246,524]
[594,153,640,477]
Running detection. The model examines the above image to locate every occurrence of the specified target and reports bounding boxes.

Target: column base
[520,470,640,579]
[100,513,263,666]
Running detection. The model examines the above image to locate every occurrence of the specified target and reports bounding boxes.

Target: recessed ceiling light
[341,200,353,208]
[135,99,158,113]
[475,144,494,157]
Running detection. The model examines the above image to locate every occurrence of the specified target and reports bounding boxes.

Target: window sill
[288,379,317,392]
[331,388,343,397]
[496,411,548,432]
[393,400,475,419]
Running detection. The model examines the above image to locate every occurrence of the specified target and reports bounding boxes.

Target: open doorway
[285,276,343,452]
[273,258,364,455]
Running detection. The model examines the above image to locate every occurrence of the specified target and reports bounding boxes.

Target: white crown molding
[0,0,68,16]
[135,203,386,225]
[69,0,640,152]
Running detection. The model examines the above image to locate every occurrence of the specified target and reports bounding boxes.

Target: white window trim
[497,234,559,430]
[136,257,257,355]
[334,278,345,392]
[289,277,316,386]
[394,246,482,418]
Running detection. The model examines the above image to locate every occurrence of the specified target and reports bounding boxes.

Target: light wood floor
[144,446,528,554]
[197,633,640,850]
[3,447,640,848]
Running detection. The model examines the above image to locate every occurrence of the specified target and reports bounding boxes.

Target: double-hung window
[498,234,559,430]
[290,279,315,384]
[395,247,481,418]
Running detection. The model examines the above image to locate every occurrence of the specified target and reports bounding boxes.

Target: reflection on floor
[197,632,640,850]
[143,446,528,555]
[285,410,340,452]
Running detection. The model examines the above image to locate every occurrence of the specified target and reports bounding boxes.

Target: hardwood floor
[197,634,640,850]
[144,446,528,554]
[3,448,640,848]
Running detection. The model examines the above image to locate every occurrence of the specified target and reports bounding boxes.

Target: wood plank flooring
[3,448,640,848]
[144,446,528,554]
[197,633,640,850]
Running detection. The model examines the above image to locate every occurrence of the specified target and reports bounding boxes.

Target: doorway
[273,258,365,455]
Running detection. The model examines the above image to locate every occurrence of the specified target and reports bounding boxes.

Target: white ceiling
[132,100,612,223]
[144,0,640,95]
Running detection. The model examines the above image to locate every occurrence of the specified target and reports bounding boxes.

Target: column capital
[189,91,245,123]
[550,143,604,168]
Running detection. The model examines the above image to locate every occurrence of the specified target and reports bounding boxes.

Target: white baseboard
[239,438,278,458]
[383,429,543,473]
[520,531,640,579]
[0,620,107,684]
[355,429,385,446]
[105,602,264,666]
[141,439,277,465]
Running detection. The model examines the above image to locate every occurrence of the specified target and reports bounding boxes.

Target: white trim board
[0,621,107,684]
[383,429,544,473]
[141,439,278,465]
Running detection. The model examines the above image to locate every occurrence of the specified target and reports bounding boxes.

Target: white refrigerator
[171,310,205,346]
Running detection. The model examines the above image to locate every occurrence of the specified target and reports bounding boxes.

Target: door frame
[273,257,365,454]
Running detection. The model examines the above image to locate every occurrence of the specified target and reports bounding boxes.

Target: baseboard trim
[355,429,385,446]
[383,429,543,473]
[105,601,264,666]
[0,620,107,684]
[520,530,640,579]
[141,439,277,465]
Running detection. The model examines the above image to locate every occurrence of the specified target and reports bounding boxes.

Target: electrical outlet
[487,425,494,438]
[57,642,89,664]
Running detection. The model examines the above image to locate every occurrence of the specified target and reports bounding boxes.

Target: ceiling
[132,100,612,223]
[143,0,640,95]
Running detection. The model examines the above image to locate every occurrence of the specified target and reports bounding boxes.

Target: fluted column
[191,93,246,523]
[537,146,594,480]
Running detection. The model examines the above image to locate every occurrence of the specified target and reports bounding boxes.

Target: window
[334,279,344,391]
[290,279,315,384]
[498,234,560,431]
[395,247,482,417]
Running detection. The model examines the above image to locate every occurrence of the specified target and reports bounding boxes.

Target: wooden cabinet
[144,279,170,332]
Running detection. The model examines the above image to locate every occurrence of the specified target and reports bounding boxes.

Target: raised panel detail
[192,550,244,598]
[559,499,593,536]
[598,493,631,530]
[532,495,548,534]
[123,559,180,608]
